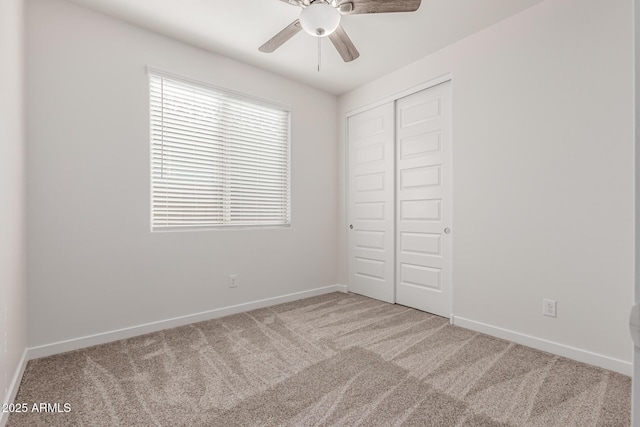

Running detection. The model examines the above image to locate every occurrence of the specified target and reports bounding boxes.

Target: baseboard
[27,284,348,361]
[453,316,632,376]
[1,348,28,427]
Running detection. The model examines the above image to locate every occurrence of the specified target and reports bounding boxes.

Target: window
[149,72,290,230]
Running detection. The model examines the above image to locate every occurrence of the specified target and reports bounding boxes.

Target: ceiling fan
[259,0,422,62]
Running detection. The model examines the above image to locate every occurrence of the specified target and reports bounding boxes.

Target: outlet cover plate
[543,299,557,317]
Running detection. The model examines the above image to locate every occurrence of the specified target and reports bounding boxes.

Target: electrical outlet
[229,274,238,288]
[542,299,557,317]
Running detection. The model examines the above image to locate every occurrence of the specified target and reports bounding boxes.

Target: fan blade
[259,19,302,53]
[328,25,360,62]
[339,0,421,14]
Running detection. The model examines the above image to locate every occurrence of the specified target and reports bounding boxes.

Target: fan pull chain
[317,36,321,72]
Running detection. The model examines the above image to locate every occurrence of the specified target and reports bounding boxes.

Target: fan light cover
[299,2,341,37]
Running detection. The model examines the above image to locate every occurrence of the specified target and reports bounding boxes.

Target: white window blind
[149,73,290,230]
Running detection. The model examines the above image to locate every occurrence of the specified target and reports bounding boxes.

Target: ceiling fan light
[299,2,341,37]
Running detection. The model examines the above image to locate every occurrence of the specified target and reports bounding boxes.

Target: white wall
[0,0,27,417]
[26,0,338,348]
[339,0,634,371]
[634,0,639,422]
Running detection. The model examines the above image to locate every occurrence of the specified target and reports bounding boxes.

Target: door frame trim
[345,73,453,118]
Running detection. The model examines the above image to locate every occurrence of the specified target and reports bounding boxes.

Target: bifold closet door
[395,81,452,317]
[347,102,395,303]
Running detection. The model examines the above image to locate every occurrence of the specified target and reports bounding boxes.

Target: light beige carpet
[9,292,630,426]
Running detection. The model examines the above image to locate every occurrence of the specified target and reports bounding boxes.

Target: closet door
[395,81,452,317]
[347,103,395,303]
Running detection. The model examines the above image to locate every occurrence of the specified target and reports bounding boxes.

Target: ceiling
[65,0,543,95]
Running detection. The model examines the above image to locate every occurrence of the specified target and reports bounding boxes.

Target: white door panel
[395,81,452,317]
[347,81,452,314]
[348,103,395,303]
